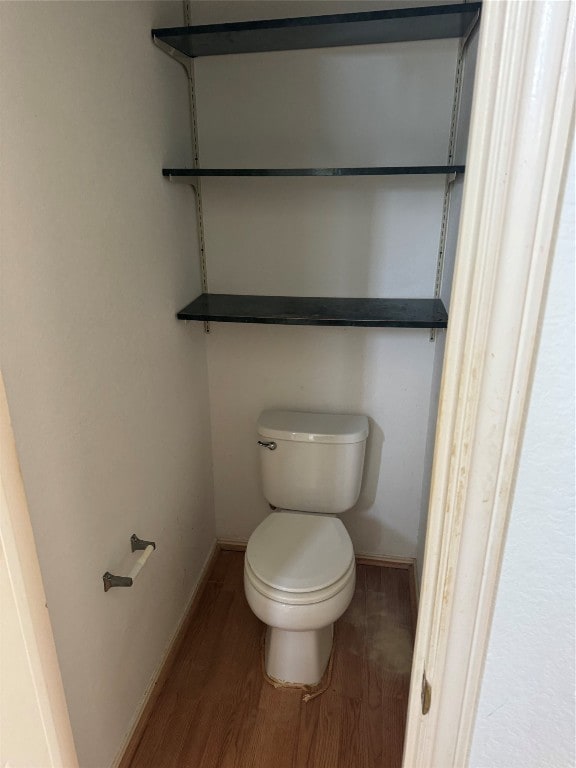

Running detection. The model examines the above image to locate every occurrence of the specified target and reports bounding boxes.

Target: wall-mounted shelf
[163,166,465,181]
[152,3,481,59]
[177,294,448,329]
[156,3,480,333]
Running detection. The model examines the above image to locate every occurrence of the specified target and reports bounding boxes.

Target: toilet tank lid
[257,410,369,444]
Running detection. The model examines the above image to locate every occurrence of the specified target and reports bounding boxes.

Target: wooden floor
[125,550,416,768]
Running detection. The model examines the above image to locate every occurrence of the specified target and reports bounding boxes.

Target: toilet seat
[246,511,354,595]
[245,557,355,606]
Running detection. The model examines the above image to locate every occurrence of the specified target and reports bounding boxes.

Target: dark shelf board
[176,294,448,328]
[152,3,480,58]
[163,166,465,179]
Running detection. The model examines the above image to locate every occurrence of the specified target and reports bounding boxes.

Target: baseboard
[407,562,419,637]
[217,538,248,551]
[355,553,416,569]
[219,538,416,572]
[113,540,220,768]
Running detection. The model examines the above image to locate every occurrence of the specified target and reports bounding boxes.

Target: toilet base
[265,623,334,686]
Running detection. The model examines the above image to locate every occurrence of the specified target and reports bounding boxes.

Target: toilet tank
[257,410,369,514]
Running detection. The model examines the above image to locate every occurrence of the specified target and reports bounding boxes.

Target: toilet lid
[246,512,354,593]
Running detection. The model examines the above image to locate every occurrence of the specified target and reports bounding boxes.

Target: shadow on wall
[342,417,417,558]
[357,416,383,511]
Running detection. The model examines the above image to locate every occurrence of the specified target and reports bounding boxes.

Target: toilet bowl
[244,511,356,685]
[244,410,369,686]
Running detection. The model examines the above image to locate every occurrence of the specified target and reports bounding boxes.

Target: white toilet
[244,409,369,686]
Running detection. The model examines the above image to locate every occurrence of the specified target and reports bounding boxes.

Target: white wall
[469,149,575,767]
[188,0,466,26]
[206,325,436,556]
[0,3,215,767]
[191,1,460,557]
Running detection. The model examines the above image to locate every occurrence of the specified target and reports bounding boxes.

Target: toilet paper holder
[103,534,156,592]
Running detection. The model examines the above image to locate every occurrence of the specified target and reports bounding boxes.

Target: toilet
[244,409,369,686]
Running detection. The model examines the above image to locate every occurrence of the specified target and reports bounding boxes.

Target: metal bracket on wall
[182,1,209,333]
[165,173,199,191]
[430,11,480,342]
[154,10,210,333]
[102,572,133,591]
[130,534,156,552]
[185,58,210,334]
[152,35,189,66]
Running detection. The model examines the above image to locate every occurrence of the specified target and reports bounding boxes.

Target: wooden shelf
[163,166,464,180]
[158,5,473,334]
[152,3,480,59]
[176,294,448,328]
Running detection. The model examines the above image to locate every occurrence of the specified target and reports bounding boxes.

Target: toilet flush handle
[258,440,277,451]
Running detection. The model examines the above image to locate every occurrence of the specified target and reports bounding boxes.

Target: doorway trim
[0,372,79,767]
[403,1,575,766]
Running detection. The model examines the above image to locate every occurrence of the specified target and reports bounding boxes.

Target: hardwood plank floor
[126,552,416,768]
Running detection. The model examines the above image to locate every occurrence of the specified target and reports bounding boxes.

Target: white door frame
[403,1,575,766]
[0,371,79,767]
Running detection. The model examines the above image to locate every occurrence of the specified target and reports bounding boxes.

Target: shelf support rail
[153,1,210,333]
[185,61,210,333]
[431,8,481,341]
[183,0,210,333]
